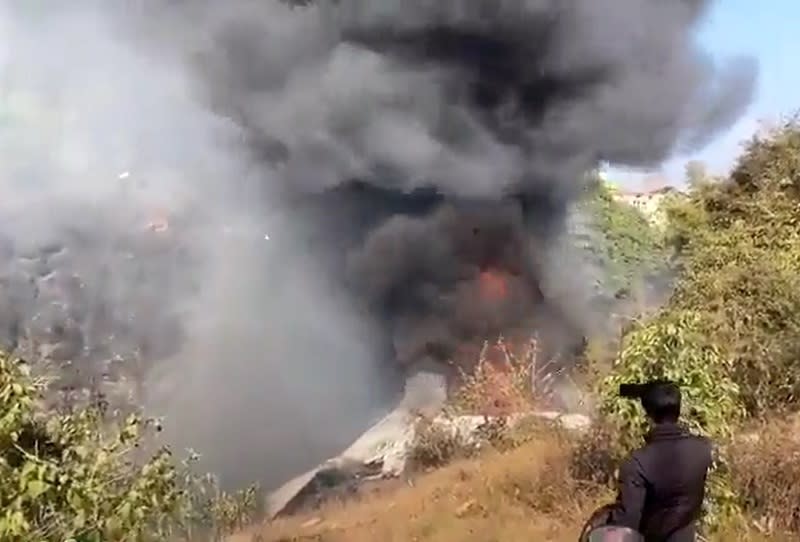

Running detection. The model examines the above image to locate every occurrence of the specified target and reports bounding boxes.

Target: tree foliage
[595,117,800,531]
[668,119,800,414]
[595,310,745,529]
[684,159,709,189]
[598,311,742,448]
[579,180,668,296]
[0,352,258,541]
[605,117,800,416]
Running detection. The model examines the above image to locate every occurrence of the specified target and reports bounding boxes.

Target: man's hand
[610,455,646,530]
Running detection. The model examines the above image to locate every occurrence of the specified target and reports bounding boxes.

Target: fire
[452,336,539,417]
[478,269,508,301]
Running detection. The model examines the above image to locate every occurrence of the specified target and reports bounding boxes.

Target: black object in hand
[619,380,676,399]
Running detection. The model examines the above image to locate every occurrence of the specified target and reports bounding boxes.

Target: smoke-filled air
[0,0,755,491]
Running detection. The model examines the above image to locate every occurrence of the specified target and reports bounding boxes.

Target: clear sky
[610,0,800,189]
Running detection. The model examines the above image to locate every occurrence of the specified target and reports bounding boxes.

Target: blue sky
[610,0,800,189]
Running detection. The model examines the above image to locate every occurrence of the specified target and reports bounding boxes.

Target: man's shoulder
[633,430,714,462]
[680,432,714,451]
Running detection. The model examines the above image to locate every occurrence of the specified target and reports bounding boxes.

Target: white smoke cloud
[0,0,756,493]
[0,2,394,491]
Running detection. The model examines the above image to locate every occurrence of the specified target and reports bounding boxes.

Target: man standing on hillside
[609,382,713,541]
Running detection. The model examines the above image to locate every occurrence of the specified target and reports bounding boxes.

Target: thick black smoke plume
[0,0,755,490]
[135,0,755,369]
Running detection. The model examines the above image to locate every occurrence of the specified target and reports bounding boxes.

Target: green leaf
[25,480,49,500]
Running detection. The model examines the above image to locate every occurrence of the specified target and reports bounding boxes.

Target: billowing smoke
[0,0,755,490]
[137,0,754,370]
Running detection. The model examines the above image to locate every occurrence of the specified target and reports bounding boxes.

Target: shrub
[674,236,800,413]
[0,351,259,541]
[664,118,800,414]
[729,116,800,198]
[593,310,745,531]
[409,335,568,469]
[579,181,669,294]
[407,416,477,470]
[728,416,800,536]
[598,310,743,447]
[182,473,261,540]
[449,337,536,416]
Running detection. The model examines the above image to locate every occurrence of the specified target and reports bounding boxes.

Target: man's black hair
[641,381,681,423]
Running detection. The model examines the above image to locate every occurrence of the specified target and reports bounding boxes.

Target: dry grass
[728,415,800,536]
[222,335,800,542]
[406,415,478,470]
[245,431,611,542]
[224,420,800,542]
[450,336,561,416]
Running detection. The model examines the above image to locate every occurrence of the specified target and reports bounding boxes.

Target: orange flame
[478,269,508,301]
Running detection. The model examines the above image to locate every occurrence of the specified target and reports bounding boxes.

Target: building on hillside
[613,185,684,227]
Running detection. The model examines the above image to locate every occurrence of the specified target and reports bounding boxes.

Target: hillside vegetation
[593,118,800,535]
[249,119,800,540]
[0,355,259,541]
[4,120,800,540]
[249,427,793,542]
[579,180,669,296]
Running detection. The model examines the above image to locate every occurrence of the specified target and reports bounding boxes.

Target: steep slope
[243,430,783,542]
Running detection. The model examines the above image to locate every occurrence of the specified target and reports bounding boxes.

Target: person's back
[609,382,713,542]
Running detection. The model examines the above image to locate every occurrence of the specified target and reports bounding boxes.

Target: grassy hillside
[246,426,792,542]
[250,433,612,542]
[5,120,800,540]
[247,120,800,540]
[571,179,671,312]
[583,181,668,289]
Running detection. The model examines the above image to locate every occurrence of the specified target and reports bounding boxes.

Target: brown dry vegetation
[728,416,800,536]
[10,121,800,540]
[237,424,797,542]
[235,319,800,542]
[240,432,610,542]
[234,357,800,542]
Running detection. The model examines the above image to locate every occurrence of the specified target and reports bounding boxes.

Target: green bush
[579,181,669,295]
[0,352,259,541]
[580,120,800,534]
[664,118,800,414]
[595,310,744,531]
[598,310,743,447]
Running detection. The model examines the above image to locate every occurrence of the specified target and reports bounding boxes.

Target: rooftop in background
[605,181,684,228]
[604,175,684,198]
[614,185,682,198]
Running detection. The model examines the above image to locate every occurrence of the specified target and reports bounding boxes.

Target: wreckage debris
[266,402,591,519]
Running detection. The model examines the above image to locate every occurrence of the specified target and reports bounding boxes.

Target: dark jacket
[610,422,713,542]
